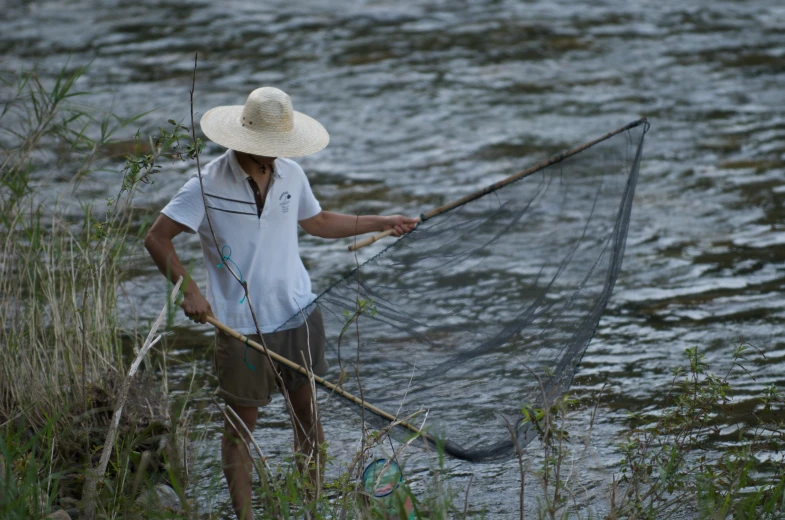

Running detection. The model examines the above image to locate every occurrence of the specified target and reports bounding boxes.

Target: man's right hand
[181,291,213,324]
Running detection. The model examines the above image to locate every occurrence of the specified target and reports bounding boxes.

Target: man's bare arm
[144,214,213,323]
[299,211,418,239]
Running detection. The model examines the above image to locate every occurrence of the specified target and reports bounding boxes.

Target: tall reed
[0,62,188,431]
[0,61,194,517]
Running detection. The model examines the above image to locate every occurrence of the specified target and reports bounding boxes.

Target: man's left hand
[382,215,420,236]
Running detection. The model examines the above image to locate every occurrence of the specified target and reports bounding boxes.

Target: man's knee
[224,404,258,441]
[287,387,318,436]
[223,424,246,446]
[290,385,316,414]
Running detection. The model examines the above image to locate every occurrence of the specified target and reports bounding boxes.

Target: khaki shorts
[214,307,328,407]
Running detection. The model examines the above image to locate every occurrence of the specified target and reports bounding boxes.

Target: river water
[3,0,784,516]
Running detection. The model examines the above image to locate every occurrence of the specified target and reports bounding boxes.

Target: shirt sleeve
[160,175,206,233]
[297,171,322,221]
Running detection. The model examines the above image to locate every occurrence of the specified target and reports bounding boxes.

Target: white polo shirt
[161,150,322,334]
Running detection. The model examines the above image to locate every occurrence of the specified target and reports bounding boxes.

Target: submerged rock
[59,497,78,509]
[58,497,79,519]
[135,483,181,512]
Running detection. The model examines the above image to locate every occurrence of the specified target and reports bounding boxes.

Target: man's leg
[222,404,258,520]
[288,383,324,493]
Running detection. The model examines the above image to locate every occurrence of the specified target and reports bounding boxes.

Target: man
[144,87,417,519]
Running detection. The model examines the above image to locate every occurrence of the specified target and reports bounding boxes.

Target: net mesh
[279,120,649,462]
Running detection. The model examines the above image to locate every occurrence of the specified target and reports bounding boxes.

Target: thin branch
[504,416,526,520]
[463,473,474,518]
[295,300,324,498]
[188,53,298,431]
[216,399,280,518]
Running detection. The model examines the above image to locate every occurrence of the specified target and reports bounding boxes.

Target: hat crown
[241,87,294,133]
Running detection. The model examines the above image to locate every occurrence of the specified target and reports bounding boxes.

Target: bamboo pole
[204,315,430,440]
[348,117,648,252]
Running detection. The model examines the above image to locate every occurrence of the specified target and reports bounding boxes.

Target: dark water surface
[3,0,785,516]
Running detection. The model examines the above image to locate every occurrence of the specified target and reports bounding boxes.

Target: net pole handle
[347,215,423,252]
[347,117,649,253]
[203,315,430,439]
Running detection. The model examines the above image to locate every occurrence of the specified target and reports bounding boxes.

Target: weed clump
[516,345,785,519]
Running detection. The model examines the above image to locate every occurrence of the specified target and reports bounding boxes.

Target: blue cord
[216,245,246,303]
[243,336,256,371]
[216,245,256,370]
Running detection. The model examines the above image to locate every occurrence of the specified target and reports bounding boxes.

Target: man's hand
[381,215,419,237]
[181,290,214,324]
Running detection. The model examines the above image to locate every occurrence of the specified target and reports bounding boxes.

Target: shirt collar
[228,149,249,181]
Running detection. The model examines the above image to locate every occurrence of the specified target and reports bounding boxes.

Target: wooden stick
[348,117,648,252]
[204,315,431,441]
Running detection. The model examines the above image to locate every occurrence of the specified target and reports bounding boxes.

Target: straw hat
[200,87,329,158]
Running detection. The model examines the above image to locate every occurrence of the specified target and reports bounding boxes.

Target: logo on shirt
[279,192,292,213]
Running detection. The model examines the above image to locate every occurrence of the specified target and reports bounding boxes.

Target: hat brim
[200,105,329,158]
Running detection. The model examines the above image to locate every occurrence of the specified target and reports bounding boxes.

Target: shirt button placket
[257,185,262,229]
[248,177,265,229]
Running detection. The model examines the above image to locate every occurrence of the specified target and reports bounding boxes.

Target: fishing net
[278,119,649,462]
